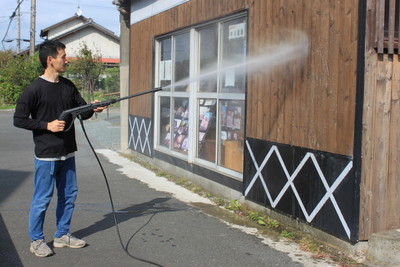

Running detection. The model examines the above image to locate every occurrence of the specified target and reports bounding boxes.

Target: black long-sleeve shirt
[13,76,93,158]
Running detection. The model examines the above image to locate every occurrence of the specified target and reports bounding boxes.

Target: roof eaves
[39,15,91,38]
[48,22,120,41]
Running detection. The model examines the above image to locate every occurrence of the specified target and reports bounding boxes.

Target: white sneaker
[53,233,86,248]
[30,239,54,257]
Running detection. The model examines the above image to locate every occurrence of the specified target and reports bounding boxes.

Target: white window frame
[154,13,247,180]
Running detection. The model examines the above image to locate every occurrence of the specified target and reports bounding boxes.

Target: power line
[1,0,24,51]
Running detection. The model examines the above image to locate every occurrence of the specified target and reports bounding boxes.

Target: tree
[66,43,103,103]
[0,50,14,68]
[0,52,42,105]
[101,66,120,93]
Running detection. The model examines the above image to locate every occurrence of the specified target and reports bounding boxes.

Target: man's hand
[47,119,65,132]
[92,99,107,113]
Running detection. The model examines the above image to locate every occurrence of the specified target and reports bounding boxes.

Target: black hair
[38,40,66,69]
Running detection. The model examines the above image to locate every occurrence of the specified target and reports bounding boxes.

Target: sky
[0,0,120,52]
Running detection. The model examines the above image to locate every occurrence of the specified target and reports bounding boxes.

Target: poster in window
[221,131,227,140]
[175,106,185,118]
[199,132,206,142]
[200,112,212,131]
[199,106,209,120]
[224,69,235,87]
[233,106,242,129]
[178,119,188,135]
[180,137,189,150]
[164,133,173,146]
[233,118,241,129]
[174,134,185,149]
[204,99,216,106]
[221,105,227,127]
[226,109,234,128]
[174,119,182,131]
[181,108,189,118]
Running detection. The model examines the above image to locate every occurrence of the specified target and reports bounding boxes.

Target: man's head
[39,40,68,72]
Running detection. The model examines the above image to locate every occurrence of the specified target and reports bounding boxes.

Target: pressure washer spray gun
[59,87,162,132]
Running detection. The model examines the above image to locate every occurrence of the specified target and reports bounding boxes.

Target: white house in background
[39,13,120,66]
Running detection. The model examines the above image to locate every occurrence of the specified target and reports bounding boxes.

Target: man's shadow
[72,197,183,267]
[73,197,184,240]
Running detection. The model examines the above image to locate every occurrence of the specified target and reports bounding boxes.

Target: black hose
[78,117,163,267]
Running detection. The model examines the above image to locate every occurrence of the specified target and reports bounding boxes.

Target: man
[13,40,106,257]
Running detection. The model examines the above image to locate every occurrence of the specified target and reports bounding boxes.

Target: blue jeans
[29,157,78,241]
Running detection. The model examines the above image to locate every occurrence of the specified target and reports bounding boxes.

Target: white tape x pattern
[244,140,353,238]
[128,116,152,155]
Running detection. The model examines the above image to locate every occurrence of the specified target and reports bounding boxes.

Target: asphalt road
[0,109,336,267]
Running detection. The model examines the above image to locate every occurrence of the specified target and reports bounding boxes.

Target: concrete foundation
[366,229,400,267]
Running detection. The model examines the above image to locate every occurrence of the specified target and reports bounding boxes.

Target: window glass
[174,33,190,92]
[198,99,216,162]
[159,97,171,148]
[218,100,245,172]
[159,38,172,90]
[220,18,246,93]
[199,25,218,92]
[172,98,190,153]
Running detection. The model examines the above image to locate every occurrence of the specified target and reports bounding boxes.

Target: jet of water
[162,30,310,90]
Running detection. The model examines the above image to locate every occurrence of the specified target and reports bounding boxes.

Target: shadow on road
[0,169,32,267]
[74,197,184,239]
[73,197,185,267]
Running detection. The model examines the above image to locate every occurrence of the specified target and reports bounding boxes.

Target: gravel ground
[75,107,121,151]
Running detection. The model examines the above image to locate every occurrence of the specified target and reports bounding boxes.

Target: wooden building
[114,0,400,243]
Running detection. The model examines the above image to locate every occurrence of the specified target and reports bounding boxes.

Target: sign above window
[131,0,190,25]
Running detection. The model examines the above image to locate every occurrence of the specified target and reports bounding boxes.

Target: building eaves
[44,20,120,42]
[40,15,91,38]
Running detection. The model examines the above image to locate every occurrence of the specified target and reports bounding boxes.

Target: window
[155,13,247,178]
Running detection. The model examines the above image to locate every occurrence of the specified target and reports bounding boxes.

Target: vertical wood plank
[376,0,384,53]
[372,54,392,233]
[388,0,396,54]
[387,54,400,229]
[366,0,376,51]
[359,50,377,239]
[255,0,265,139]
[327,0,339,153]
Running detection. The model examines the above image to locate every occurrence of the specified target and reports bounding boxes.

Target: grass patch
[281,230,296,240]
[226,199,242,212]
[0,105,15,110]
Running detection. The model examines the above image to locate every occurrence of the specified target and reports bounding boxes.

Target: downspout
[352,0,367,241]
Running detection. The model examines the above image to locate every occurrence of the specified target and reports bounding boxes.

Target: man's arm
[13,91,47,131]
[14,102,65,132]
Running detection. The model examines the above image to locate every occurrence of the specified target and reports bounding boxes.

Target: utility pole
[17,0,21,53]
[29,0,36,56]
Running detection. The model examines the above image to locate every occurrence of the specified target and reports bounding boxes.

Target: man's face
[48,48,68,73]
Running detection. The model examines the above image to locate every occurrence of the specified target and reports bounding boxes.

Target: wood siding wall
[129,0,359,157]
[246,0,359,156]
[359,51,400,240]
